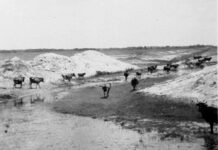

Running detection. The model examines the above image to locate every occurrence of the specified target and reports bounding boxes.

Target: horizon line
[0,44,217,51]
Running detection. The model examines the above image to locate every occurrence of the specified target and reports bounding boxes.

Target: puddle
[0,92,217,150]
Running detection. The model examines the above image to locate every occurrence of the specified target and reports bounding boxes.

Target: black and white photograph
[0,0,217,149]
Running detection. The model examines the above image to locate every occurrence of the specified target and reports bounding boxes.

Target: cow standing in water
[29,77,44,89]
[131,77,139,91]
[99,83,111,98]
[124,71,129,81]
[13,76,25,88]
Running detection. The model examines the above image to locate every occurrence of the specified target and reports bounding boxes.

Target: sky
[0,0,217,49]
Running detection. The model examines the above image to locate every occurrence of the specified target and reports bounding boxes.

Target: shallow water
[0,94,140,150]
[0,91,215,150]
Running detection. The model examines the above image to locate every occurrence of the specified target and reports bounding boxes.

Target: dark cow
[195,61,204,69]
[99,83,111,98]
[163,65,171,72]
[13,76,25,88]
[29,77,44,89]
[78,73,86,79]
[196,102,218,134]
[131,77,139,91]
[147,65,157,73]
[170,64,179,71]
[136,72,142,78]
[193,56,202,60]
[124,71,129,81]
[203,57,212,62]
[62,73,76,82]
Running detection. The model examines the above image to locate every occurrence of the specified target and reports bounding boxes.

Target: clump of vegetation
[96,71,111,76]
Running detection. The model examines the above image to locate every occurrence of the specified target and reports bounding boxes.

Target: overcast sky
[0,0,217,49]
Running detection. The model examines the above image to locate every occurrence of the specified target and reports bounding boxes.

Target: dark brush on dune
[196,102,218,134]
[193,56,202,60]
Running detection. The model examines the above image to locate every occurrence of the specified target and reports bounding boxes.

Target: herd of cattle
[10,55,218,134]
[12,55,213,89]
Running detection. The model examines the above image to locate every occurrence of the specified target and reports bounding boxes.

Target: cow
[124,71,129,81]
[203,57,212,62]
[78,73,86,79]
[170,64,179,71]
[163,65,171,73]
[13,76,25,88]
[136,72,142,78]
[99,83,111,98]
[147,65,157,73]
[29,77,44,89]
[193,56,202,60]
[131,77,139,91]
[195,61,204,69]
[196,102,218,134]
[62,73,76,82]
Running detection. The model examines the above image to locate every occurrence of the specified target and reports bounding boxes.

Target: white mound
[32,53,77,73]
[71,50,138,76]
[141,65,218,106]
[0,57,38,80]
[30,50,137,82]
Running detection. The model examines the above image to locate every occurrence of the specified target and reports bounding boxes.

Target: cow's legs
[210,123,214,134]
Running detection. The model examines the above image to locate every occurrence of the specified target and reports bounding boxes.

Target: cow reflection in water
[14,98,23,106]
[30,94,45,104]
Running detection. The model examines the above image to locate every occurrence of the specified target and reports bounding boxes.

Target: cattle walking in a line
[62,73,76,82]
[99,83,111,98]
[131,77,139,91]
[29,77,44,89]
[124,71,129,81]
[196,102,218,134]
[13,76,25,88]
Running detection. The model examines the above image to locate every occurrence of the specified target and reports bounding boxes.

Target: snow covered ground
[0,50,138,86]
[140,65,218,106]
